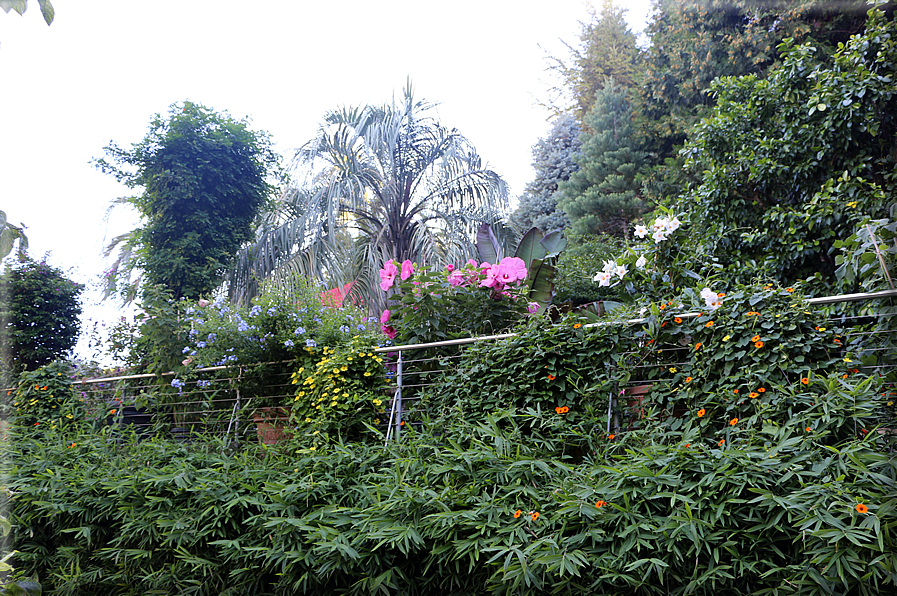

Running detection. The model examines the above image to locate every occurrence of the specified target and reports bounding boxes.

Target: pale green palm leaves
[227,88,508,312]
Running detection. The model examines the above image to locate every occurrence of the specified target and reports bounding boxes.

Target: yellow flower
[305,417,312,423]
[374,418,381,425]
[309,446,317,451]
[346,357,353,361]
[364,372,372,376]
[669,367,677,373]
[333,368,340,374]
[330,401,337,407]
[373,399,382,406]
[722,335,731,341]
[846,201,858,208]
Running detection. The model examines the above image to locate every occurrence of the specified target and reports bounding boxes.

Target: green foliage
[8,360,80,429]
[385,261,531,346]
[96,101,280,301]
[289,338,389,438]
[229,86,508,313]
[558,81,648,237]
[0,211,27,261]
[546,0,641,121]
[681,9,897,288]
[637,0,872,162]
[835,211,897,292]
[0,256,82,382]
[509,113,579,234]
[0,0,53,26]
[553,231,623,305]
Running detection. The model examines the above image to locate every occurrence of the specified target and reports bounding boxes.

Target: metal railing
[63,289,897,444]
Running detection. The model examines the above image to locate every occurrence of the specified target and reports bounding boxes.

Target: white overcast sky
[0,0,651,360]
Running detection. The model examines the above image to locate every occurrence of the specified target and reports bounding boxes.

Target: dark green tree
[681,8,897,288]
[558,82,648,238]
[547,0,641,122]
[510,113,579,234]
[638,0,875,163]
[0,255,82,381]
[96,101,281,302]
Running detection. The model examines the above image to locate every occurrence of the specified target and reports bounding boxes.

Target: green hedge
[7,286,896,595]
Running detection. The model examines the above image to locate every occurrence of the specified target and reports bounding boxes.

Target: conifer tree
[510,113,580,234]
[558,82,647,238]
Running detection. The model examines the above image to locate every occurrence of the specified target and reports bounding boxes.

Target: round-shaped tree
[0,255,83,380]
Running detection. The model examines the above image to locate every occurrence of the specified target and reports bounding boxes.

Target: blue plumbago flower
[313,317,322,324]
[188,328,198,337]
[357,324,366,331]
[249,305,263,317]
[182,346,192,354]
[171,379,185,389]
[284,339,295,348]
[197,380,211,388]
[294,327,306,336]
[186,307,195,315]
[196,341,207,349]
[267,307,277,316]
[299,307,308,314]
[227,355,238,362]
[194,318,205,326]
[207,333,217,343]
[339,325,350,333]
[237,320,250,332]
[306,339,317,347]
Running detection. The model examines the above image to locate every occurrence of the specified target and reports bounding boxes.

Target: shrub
[7,360,80,429]
[0,256,83,383]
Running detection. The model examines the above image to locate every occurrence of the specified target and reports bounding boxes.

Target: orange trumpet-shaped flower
[856,503,868,514]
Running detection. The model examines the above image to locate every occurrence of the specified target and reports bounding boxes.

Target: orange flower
[685,376,693,383]
[754,341,764,348]
[608,434,615,440]
[717,292,726,298]
[34,384,39,390]
[806,426,812,432]
[514,509,522,518]
[595,500,606,509]
[705,321,714,328]
[751,335,761,342]
[842,374,849,379]
[659,304,666,310]
[758,387,765,393]
[531,511,540,521]
[694,342,702,350]
[684,443,690,448]
[548,374,556,380]
[785,287,794,292]
[674,317,683,324]
[573,323,581,329]
[68,442,76,448]
[661,321,667,328]
[748,392,759,398]
[801,377,810,385]
[110,409,117,415]
[856,503,868,514]
[729,418,738,426]
[697,409,705,418]
[718,439,725,446]
[834,338,842,345]
[400,421,405,426]
[40,386,47,390]
[744,311,760,316]
[733,389,739,394]
[555,407,562,414]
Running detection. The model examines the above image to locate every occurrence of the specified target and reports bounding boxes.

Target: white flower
[652,230,668,244]
[668,216,682,232]
[635,255,647,269]
[634,224,648,239]
[603,260,617,273]
[615,264,628,279]
[653,217,669,231]
[706,299,722,311]
[700,287,715,301]
[593,271,612,286]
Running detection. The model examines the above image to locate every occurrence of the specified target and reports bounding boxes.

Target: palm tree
[227,86,509,312]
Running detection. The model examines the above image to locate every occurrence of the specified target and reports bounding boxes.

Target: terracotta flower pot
[252,406,292,445]
[624,384,654,419]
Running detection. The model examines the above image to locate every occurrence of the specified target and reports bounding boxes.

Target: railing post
[395,351,404,439]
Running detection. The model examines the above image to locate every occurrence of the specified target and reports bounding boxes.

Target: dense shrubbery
[8,284,895,595]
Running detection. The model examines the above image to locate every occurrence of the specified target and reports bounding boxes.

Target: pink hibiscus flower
[379,261,398,291]
[380,310,391,324]
[401,260,414,280]
[496,257,527,285]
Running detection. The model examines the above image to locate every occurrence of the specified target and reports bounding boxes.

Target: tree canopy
[228,87,508,312]
[96,101,280,302]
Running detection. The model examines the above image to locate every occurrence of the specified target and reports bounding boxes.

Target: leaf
[37,0,52,24]
[539,230,567,258]
[0,1,27,17]
[476,223,503,264]
[514,227,547,267]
